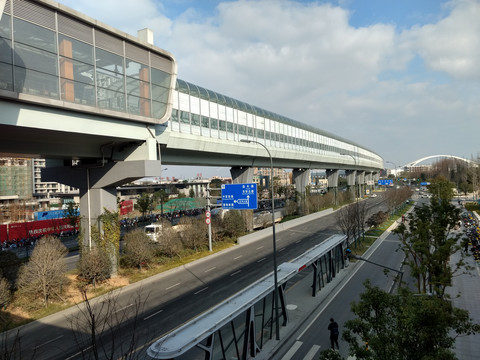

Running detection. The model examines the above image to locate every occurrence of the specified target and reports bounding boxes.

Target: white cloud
[411,0,480,80]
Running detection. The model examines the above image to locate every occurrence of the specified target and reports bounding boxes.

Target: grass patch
[349,236,377,257]
[119,239,237,284]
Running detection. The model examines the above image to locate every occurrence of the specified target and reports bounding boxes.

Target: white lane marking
[289,229,312,234]
[194,287,208,295]
[204,266,216,273]
[257,257,266,263]
[230,270,242,276]
[304,344,321,360]
[256,246,264,250]
[234,255,243,260]
[115,303,134,313]
[280,340,303,360]
[65,346,93,360]
[34,335,64,350]
[166,282,181,290]
[279,247,286,252]
[143,309,163,321]
[295,240,301,244]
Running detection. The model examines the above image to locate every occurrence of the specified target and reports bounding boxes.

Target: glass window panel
[239,125,247,136]
[126,58,149,80]
[152,100,167,118]
[219,119,226,131]
[60,57,94,85]
[14,43,57,76]
[13,18,56,53]
[14,67,58,98]
[97,88,125,111]
[0,62,13,91]
[0,39,12,64]
[127,94,150,116]
[59,35,93,65]
[95,48,123,74]
[201,116,209,128]
[69,81,95,106]
[227,121,234,133]
[126,78,150,98]
[180,110,190,124]
[198,86,209,100]
[191,113,200,126]
[151,68,170,87]
[210,118,218,130]
[96,69,124,93]
[0,14,11,39]
[152,84,169,103]
[171,109,179,122]
[176,79,189,93]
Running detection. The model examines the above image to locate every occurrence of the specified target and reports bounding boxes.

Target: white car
[144,224,162,242]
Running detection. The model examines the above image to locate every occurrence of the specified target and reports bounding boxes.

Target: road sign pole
[207,184,212,252]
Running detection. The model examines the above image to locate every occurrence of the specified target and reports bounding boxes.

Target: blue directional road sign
[221,183,258,210]
[378,179,393,186]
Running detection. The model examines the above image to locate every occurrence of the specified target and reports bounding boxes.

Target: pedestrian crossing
[280,341,321,360]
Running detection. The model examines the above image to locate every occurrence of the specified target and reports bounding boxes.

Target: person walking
[328,318,340,350]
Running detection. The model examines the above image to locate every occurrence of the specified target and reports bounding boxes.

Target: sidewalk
[449,247,480,358]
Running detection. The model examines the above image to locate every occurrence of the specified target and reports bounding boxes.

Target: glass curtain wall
[0,0,173,123]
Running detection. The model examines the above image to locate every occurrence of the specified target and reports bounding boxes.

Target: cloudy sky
[58,0,480,178]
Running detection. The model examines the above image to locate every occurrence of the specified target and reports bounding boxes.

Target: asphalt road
[4,195,389,359]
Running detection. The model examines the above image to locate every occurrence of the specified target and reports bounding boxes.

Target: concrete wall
[238,208,334,245]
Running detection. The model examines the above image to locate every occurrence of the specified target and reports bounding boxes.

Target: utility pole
[206,184,212,252]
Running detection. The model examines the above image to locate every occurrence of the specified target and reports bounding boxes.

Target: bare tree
[0,277,11,310]
[178,217,208,251]
[122,229,155,270]
[16,236,68,307]
[154,222,183,258]
[68,287,151,360]
[335,204,357,245]
[77,247,112,288]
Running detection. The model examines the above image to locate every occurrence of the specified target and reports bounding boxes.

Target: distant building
[0,157,79,223]
[0,158,33,198]
[253,168,289,188]
[33,159,79,198]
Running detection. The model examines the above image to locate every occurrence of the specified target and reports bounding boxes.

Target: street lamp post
[240,139,280,340]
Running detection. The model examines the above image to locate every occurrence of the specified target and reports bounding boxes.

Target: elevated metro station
[0,0,383,247]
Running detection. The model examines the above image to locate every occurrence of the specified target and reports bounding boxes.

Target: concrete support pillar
[230,166,254,184]
[42,160,164,250]
[365,172,373,194]
[345,170,357,199]
[78,186,117,248]
[292,168,310,195]
[327,169,339,188]
[293,168,310,214]
[357,171,365,198]
[326,169,339,205]
[373,172,380,190]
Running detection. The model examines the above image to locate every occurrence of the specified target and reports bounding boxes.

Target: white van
[144,224,162,242]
